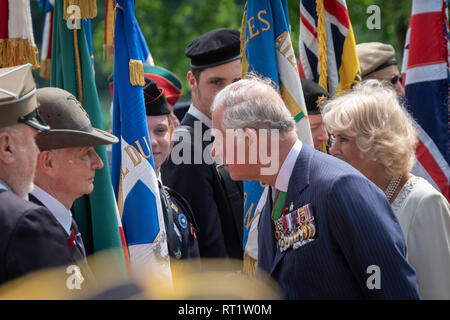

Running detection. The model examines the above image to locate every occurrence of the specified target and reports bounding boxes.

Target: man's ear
[36,150,57,176]
[187,71,197,92]
[0,132,14,165]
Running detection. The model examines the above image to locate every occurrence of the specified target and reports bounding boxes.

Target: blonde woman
[322,80,450,299]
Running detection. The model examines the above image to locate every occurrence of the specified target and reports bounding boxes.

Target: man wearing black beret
[162,28,244,260]
[300,78,330,151]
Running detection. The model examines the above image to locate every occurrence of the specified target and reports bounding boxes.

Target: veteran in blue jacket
[210,77,420,299]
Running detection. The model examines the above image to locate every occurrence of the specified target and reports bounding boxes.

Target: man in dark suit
[30,87,118,278]
[0,64,81,285]
[162,28,244,259]
[210,77,420,299]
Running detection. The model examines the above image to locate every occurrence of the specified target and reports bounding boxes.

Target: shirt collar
[0,179,28,200]
[274,139,303,192]
[31,185,73,235]
[187,104,212,128]
[0,179,11,192]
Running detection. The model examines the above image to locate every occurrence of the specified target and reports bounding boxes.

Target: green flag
[50,1,128,277]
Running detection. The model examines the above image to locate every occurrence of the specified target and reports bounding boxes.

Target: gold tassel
[39,59,51,79]
[243,252,257,278]
[0,39,7,67]
[63,0,97,20]
[316,0,328,91]
[30,45,40,69]
[129,59,145,86]
[0,38,39,68]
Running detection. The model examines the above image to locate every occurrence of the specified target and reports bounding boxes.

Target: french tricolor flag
[401,0,450,200]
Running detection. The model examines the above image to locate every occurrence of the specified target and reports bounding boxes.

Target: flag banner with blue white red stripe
[111,0,171,280]
[38,0,53,78]
[401,0,450,200]
[298,0,360,95]
[241,0,313,275]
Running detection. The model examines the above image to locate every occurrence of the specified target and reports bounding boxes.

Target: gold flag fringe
[39,58,51,79]
[243,252,257,278]
[0,38,39,68]
[129,59,145,86]
[316,0,328,91]
[63,0,97,20]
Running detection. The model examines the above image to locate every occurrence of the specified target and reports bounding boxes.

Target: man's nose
[395,82,405,98]
[92,150,104,170]
[317,127,329,141]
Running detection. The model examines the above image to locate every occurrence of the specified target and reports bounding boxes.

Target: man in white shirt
[162,28,244,259]
[30,87,118,266]
[210,77,420,299]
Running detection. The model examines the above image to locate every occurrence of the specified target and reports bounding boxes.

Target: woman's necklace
[384,175,402,202]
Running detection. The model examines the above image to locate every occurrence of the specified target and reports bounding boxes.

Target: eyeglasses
[390,74,403,86]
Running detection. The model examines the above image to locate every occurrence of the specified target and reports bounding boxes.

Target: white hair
[211,77,295,133]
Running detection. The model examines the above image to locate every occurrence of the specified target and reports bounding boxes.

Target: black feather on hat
[143,77,170,116]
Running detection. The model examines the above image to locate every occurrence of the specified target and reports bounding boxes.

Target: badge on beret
[273,203,317,252]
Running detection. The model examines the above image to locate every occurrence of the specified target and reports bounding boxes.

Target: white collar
[31,185,73,235]
[274,140,303,192]
[0,179,10,192]
[187,104,212,128]
[0,179,28,200]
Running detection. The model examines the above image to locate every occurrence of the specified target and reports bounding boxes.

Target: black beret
[185,28,241,69]
[300,78,330,115]
[143,77,170,116]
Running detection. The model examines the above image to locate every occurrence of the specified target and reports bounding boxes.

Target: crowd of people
[0,27,449,300]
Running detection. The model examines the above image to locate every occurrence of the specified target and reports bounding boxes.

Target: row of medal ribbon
[274,203,316,252]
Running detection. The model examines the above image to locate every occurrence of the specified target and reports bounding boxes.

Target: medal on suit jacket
[271,190,287,221]
[274,203,317,252]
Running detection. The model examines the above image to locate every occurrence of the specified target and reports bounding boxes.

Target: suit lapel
[29,193,86,259]
[28,193,44,207]
[269,144,314,275]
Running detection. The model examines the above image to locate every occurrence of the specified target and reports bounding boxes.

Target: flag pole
[72,28,84,105]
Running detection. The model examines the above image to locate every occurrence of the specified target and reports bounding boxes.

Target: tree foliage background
[30,0,412,130]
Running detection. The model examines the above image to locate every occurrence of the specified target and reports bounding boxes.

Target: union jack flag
[298,0,360,95]
[401,0,450,200]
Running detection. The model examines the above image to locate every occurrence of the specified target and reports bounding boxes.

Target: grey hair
[211,77,295,132]
[0,124,25,136]
[322,79,418,178]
